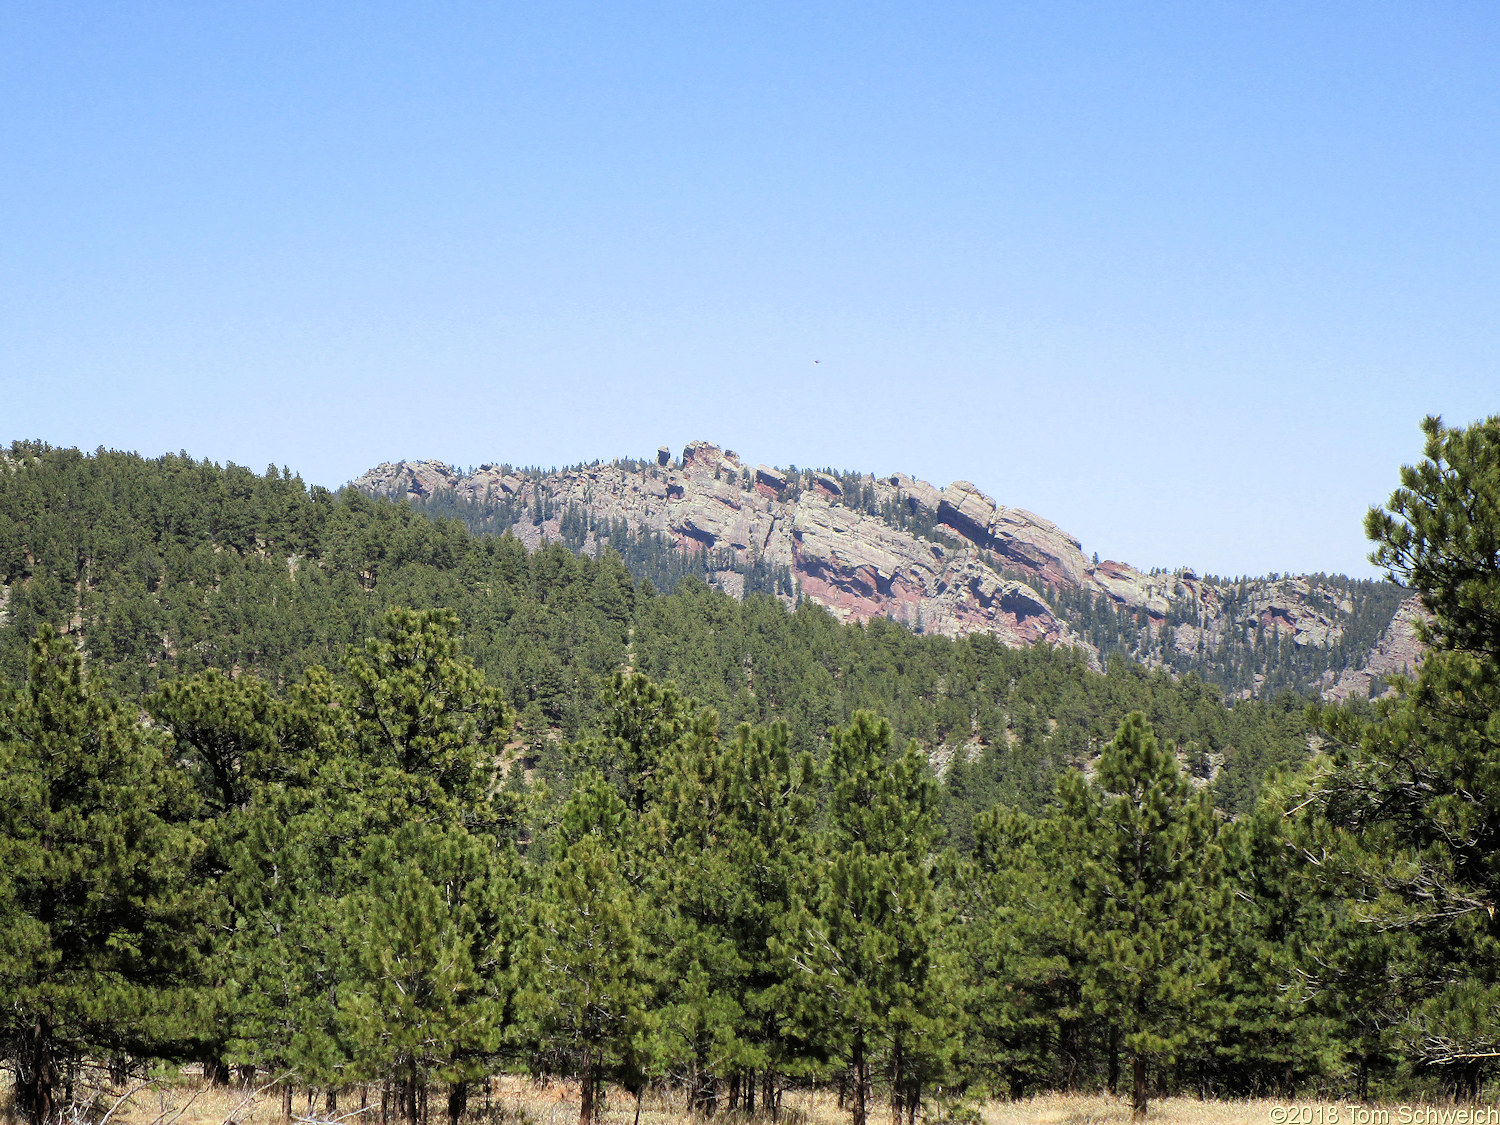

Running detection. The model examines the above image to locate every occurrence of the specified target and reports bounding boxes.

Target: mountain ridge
[353,440,1418,700]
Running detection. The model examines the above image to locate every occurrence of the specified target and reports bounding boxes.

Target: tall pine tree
[1059,712,1228,1117]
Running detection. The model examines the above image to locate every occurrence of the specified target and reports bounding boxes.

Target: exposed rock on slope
[354,441,1409,697]
[1324,595,1428,700]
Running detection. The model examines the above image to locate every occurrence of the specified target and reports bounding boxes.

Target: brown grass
[0,1075,1445,1125]
[980,1094,1283,1125]
[2,1074,849,1125]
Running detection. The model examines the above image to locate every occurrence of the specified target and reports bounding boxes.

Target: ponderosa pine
[0,628,201,1124]
[1059,712,1229,1118]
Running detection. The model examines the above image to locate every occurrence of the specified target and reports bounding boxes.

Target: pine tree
[0,627,202,1124]
[951,806,1079,1097]
[149,668,287,1085]
[340,608,521,1118]
[777,713,957,1125]
[644,715,820,1114]
[216,666,359,1107]
[342,825,520,1125]
[1059,712,1228,1118]
[344,607,514,825]
[1314,414,1500,1094]
[520,773,653,1125]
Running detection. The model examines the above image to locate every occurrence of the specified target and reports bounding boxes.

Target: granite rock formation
[354,441,1411,695]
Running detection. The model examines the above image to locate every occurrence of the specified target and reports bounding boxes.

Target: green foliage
[1366,414,1500,658]
[1058,713,1229,1115]
[0,628,203,1123]
[519,773,653,1125]
[776,713,959,1125]
[1310,414,1500,1097]
[3,435,1478,1119]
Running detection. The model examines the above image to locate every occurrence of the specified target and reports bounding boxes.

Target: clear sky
[3,2,1496,579]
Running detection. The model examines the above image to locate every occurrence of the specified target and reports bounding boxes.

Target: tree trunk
[447,1081,468,1125]
[1107,1027,1120,1096]
[1059,1019,1079,1091]
[694,1041,716,1117]
[403,1066,420,1125]
[580,1050,596,1125]
[1131,1056,1148,1120]
[282,1085,294,1125]
[746,1070,755,1116]
[851,1036,868,1125]
[890,1038,904,1125]
[17,1012,59,1125]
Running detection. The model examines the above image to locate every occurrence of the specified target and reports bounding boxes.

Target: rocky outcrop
[754,465,787,497]
[353,440,1412,684]
[1325,595,1428,701]
[354,442,1078,649]
[937,481,996,543]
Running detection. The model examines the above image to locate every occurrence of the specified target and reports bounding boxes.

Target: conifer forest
[2,416,1500,1125]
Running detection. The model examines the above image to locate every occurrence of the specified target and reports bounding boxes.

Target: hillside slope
[0,441,1318,816]
[355,440,1415,698]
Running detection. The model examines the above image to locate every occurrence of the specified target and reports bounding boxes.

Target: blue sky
[3,2,1496,578]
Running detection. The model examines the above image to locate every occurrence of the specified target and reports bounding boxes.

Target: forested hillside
[360,444,1413,701]
[3,421,1499,1125]
[0,441,1309,817]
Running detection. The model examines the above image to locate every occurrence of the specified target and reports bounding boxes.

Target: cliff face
[357,442,1068,648]
[1324,594,1428,701]
[353,441,1410,698]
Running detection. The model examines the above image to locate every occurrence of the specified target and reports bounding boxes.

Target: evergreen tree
[338,609,521,1118]
[1058,712,1228,1117]
[148,668,287,1084]
[1208,782,1346,1096]
[777,713,957,1125]
[216,666,359,1107]
[1314,414,1500,1094]
[0,627,202,1124]
[520,774,653,1125]
[951,807,1080,1097]
[644,714,820,1114]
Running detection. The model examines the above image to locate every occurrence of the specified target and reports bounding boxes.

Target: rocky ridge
[354,441,1410,699]
[1324,594,1427,701]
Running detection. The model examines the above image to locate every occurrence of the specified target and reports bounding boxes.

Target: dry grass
[981,1094,1284,1125]
[2,1074,850,1125]
[0,1075,1452,1125]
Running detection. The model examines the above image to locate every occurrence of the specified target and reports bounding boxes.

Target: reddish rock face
[754,465,787,499]
[353,443,1409,681]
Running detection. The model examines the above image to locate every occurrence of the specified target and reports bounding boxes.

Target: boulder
[891,473,943,517]
[680,440,723,473]
[938,481,996,542]
[755,465,787,497]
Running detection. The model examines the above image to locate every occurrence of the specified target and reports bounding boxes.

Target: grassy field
[0,1073,1450,1125]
